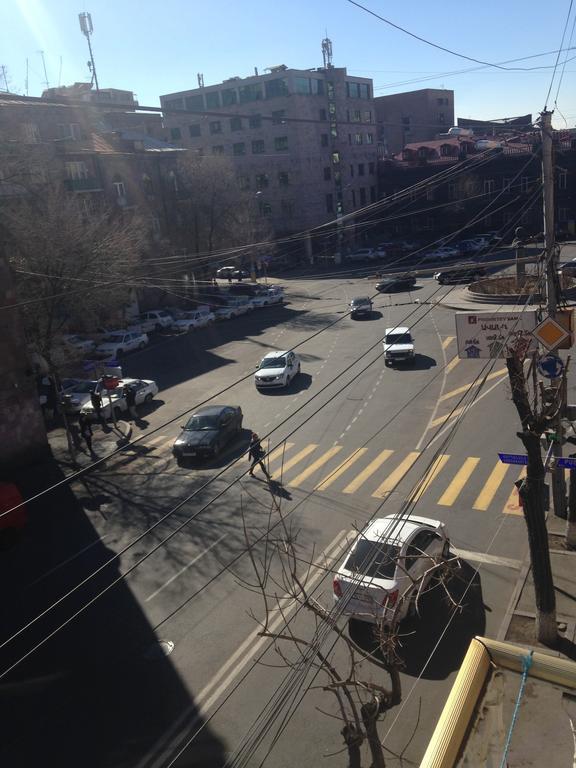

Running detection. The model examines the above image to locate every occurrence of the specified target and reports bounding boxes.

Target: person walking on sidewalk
[90,390,105,425]
[124,384,138,419]
[248,432,270,478]
[78,413,94,454]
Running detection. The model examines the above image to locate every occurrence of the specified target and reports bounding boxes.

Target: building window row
[347,132,374,145]
[294,77,325,95]
[346,81,371,99]
[347,109,372,123]
[206,137,288,156]
[349,162,375,177]
[165,78,294,113]
[237,171,291,190]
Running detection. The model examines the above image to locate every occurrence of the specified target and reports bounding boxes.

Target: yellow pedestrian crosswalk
[120,433,536,517]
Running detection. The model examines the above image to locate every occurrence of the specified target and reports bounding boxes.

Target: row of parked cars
[344,233,503,265]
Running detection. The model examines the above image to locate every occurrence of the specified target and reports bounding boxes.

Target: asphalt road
[2,270,533,767]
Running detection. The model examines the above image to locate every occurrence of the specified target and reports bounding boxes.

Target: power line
[544,0,575,108]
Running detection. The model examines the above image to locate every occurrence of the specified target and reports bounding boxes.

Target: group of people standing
[76,384,139,455]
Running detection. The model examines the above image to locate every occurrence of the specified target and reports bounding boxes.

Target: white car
[420,246,459,263]
[255,350,301,389]
[346,248,376,262]
[127,316,157,334]
[96,331,149,358]
[61,380,98,414]
[80,377,159,420]
[333,514,451,627]
[139,310,174,330]
[61,334,97,354]
[383,327,415,366]
[266,287,284,304]
[171,310,215,331]
[213,305,237,321]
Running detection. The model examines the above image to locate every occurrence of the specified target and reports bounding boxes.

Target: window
[323,166,331,181]
[274,136,289,152]
[272,110,286,125]
[370,186,376,203]
[230,116,243,131]
[170,127,182,140]
[185,94,204,111]
[366,133,373,144]
[222,89,237,106]
[209,121,222,134]
[281,200,294,216]
[252,139,265,154]
[350,164,354,177]
[559,171,568,190]
[212,145,224,155]
[483,179,495,195]
[256,173,269,190]
[249,114,262,129]
[57,123,82,140]
[358,163,365,176]
[295,77,325,95]
[319,108,327,121]
[265,78,289,98]
[239,176,250,190]
[359,187,366,205]
[164,98,184,111]
[65,161,88,180]
[330,122,338,138]
[364,110,372,123]
[259,201,272,216]
[22,122,40,142]
[438,112,446,124]
[351,189,356,207]
[278,171,290,186]
[402,117,411,127]
[113,181,126,199]
[346,82,370,99]
[320,133,329,147]
[206,91,220,108]
[368,162,375,175]
[233,142,245,155]
[331,151,340,164]
[326,193,334,213]
[188,124,201,137]
[348,133,352,145]
[521,176,529,192]
[354,133,363,145]
[239,84,262,103]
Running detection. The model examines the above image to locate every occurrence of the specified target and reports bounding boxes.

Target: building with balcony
[160,65,379,249]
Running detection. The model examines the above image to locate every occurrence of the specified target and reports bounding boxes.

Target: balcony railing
[64,177,102,192]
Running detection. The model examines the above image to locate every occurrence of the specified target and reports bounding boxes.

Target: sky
[2,0,576,128]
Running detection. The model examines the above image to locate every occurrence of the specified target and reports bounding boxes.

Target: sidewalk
[48,419,133,471]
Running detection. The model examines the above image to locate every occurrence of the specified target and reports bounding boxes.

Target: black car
[172,405,243,462]
[375,275,417,293]
[349,296,373,318]
[434,267,486,285]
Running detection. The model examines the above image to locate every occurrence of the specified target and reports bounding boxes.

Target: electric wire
[544,0,575,108]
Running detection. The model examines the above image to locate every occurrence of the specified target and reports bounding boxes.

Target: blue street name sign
[557,457,576,470]
[498,453,529,465]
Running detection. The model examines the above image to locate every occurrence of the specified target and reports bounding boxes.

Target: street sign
[557,457,576,469]
[455,311,537,359]
[537,354,565,379]
[498,452,529,465]
[531,316,570,351]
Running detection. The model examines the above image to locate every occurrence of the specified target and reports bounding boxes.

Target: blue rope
[499,651,533,768]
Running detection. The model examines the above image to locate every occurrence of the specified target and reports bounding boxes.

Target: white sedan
[80,378,159,420]
[62,334,97,354]
[171,310,215,331]
[213,305,237,321]
[333,514,450,627]
[95,331,149,358]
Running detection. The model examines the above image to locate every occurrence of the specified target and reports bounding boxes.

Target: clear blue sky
[3,0,576,128]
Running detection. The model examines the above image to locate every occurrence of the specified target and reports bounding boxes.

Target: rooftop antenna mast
[197,73,204,88]
[39,50,49,89]
[322,36,333,69]
[79,12,99,92]
[25,58,29,96]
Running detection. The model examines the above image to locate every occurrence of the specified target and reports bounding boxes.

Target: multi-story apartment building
[377,131,576,241]
[374,88,454,156]
[160,66,378,248]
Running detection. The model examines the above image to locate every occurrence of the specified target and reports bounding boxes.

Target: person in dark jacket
[90,390,105,425]
[124,385,137,418]
[248,432,269,478]
[78,413,94,454]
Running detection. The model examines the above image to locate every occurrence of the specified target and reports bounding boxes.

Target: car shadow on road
[257,373,314,396]
[349,560,486,681]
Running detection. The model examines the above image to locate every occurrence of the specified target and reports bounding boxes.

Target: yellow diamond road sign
[531,316,570,351]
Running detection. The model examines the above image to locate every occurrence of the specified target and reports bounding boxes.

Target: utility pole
[541,109,567,519]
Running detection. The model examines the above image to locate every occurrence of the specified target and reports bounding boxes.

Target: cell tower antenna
[78,12,100,92]
[39,50,49,89]
[322,37,333,69]
[197,73,204,88]
[25,58,29,96]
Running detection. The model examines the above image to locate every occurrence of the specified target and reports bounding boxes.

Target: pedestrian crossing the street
[119,433,528,516]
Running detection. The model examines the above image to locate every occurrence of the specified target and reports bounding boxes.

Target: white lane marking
[452,547,522,570]
[415,313,449,451]
[195,528,350,715]
[145,534,227,602]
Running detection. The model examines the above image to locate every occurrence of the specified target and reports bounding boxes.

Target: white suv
[255,350,301,389]
[383,327,415,366]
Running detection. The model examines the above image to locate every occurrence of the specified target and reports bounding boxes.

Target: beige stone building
[160,66,379,246]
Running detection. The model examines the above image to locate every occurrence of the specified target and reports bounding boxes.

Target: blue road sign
[498,453,529,465]
[538,354,565,379]
[557,457,576,469]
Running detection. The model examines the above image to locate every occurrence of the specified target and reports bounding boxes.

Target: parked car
[457,238,485,255]
[346,248,376,262]
[333,514,450,627]
[81,377,159,420]
[213,305,238,321]
[266,286,285,304]
[255,350,301,389]
[349,296,373,319]
[61,380,98,414]
[420,245,459,263]
[216,266,250,280]
[227,282,261,297]
[61,334,97,354]
[127,315,157,334]
[434,267,486,285]
[172,405,243,461]
[171,309,215,331]
[95,331,149,358]
[140,310,174,330]
[224,297,251,315]
[383,326,415,366]
[375,275,417,293]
